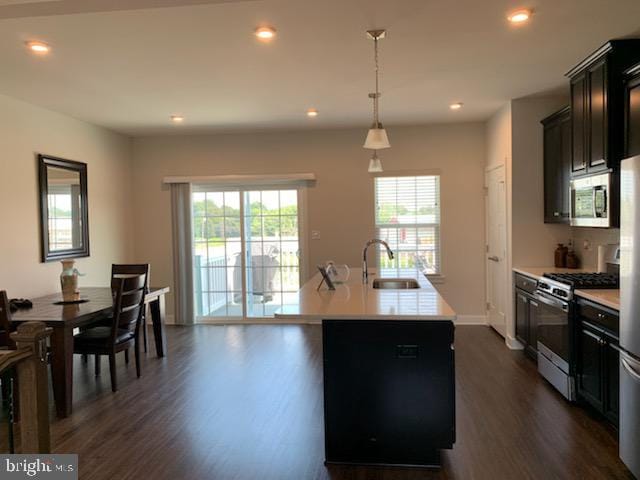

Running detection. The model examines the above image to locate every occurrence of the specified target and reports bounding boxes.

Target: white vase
[60,260,79,302]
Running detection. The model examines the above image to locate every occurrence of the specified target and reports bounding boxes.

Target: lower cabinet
[515,288,539,359]
[575,300,620,426]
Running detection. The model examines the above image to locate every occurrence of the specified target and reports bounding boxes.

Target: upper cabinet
[566,40,640,177]
[542,106,571,223]
[625,63,640,158]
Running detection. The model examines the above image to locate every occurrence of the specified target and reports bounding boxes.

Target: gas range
[538,272,619,301]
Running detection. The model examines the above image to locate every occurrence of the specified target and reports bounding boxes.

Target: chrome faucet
[362,239,394,284]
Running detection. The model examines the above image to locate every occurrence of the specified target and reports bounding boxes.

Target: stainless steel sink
[372,278,420,289]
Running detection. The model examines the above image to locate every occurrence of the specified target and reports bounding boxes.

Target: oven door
[533,291,570,373]
[570,173,610,227]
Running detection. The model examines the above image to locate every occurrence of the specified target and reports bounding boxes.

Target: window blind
[374,175,441,276]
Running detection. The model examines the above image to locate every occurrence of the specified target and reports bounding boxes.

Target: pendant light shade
[364,125,391,150]
[368,151,383,173]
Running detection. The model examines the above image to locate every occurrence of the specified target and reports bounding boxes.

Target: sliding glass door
[192,187,301,321]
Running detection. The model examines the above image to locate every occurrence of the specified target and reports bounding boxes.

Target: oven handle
[533,292,569,312]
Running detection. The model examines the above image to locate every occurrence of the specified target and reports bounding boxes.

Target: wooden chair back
[111,264,150,291]
[0,291,16,349]
[110,275,147,343]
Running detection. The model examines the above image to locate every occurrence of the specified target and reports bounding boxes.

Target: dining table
[11,286,170,418]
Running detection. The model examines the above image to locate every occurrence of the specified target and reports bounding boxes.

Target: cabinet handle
[582,328,601,341]
[622,356,640,382]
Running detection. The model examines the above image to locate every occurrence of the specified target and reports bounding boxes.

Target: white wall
[131,123,488,322]
[511,96,572,268]
[485,95,572,347]
[0,93,134,298]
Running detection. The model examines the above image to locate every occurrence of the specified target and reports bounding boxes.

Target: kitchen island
[276,268,457,468]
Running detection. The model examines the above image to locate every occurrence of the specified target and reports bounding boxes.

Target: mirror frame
[38,154,90,262]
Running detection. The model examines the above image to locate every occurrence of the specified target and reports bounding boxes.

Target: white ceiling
[0,0,639,136]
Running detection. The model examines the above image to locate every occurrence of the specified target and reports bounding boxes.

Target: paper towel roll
[597,244,619,273]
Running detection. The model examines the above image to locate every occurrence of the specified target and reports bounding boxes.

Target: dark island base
[325,449,442,469]
[322,319,455,469]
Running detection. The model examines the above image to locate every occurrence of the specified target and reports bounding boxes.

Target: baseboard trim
[175,314,488,326]
[455,315,488,325]
[506,334,524,350]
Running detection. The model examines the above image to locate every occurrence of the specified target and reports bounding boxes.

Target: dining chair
[0,291,16,350]
[112,264,150,353]
[73,274,147,392]
[81,264,151,368]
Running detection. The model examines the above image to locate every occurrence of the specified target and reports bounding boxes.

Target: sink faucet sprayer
[362,239,394,284]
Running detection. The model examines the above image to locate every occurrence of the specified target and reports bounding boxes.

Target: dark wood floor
[10,325,634,479]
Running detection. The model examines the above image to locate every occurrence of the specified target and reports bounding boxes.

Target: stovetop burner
[542,272,619,289]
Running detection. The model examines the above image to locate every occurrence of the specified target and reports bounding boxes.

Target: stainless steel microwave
[570,172,611,227]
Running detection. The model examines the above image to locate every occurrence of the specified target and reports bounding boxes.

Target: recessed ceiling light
[170,115,184,123]
[255,26,276,41]
[507,9,532,24]
[450,102,463,110]
[306,108,319,117]
[25,41,50,54]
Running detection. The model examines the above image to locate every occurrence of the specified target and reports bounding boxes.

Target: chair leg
[135,337,141,378]
[143,315,148,353]
[109,353,117,392]
[94,354,101,376]
[124,349,129,364]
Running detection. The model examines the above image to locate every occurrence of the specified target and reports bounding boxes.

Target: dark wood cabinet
[514,273,538,359]
[625,64,640,158]
[542,106,571,223]
[577,323,605,411]
[575,299,619,426]
[588,59,608,170]
[323,320,455,467]
[566,40,640,176]
[604,340,620,425]
[571,73,588,173]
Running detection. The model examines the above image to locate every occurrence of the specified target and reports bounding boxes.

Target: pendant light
[363,29,390,151]
[368,151,383,173]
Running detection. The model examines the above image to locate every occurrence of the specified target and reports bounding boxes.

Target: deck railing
[0,322,52,453]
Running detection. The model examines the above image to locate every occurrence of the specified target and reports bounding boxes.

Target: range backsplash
[570,227,621,270]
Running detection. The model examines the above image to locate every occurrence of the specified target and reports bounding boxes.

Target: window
[47,185,82,251]
[374,175,441,276]
[192,187,301,320]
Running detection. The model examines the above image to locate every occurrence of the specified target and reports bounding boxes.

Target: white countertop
[513,266,594,280]
[574,289,620,311]
[513,266,620,310]
[275,268,456,321]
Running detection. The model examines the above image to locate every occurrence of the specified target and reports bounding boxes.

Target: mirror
[38,154,89,262]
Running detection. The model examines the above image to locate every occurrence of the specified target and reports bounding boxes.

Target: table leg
[49,326,74,418]
[149,295,167,358]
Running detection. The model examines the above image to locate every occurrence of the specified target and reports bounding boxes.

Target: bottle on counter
[554,243,568,268]
[566,248,580,269]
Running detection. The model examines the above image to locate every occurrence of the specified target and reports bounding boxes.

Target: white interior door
[486,165,507,337]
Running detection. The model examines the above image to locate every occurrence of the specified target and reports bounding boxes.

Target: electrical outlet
[583,239,591,250]
[311,230,321,240]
